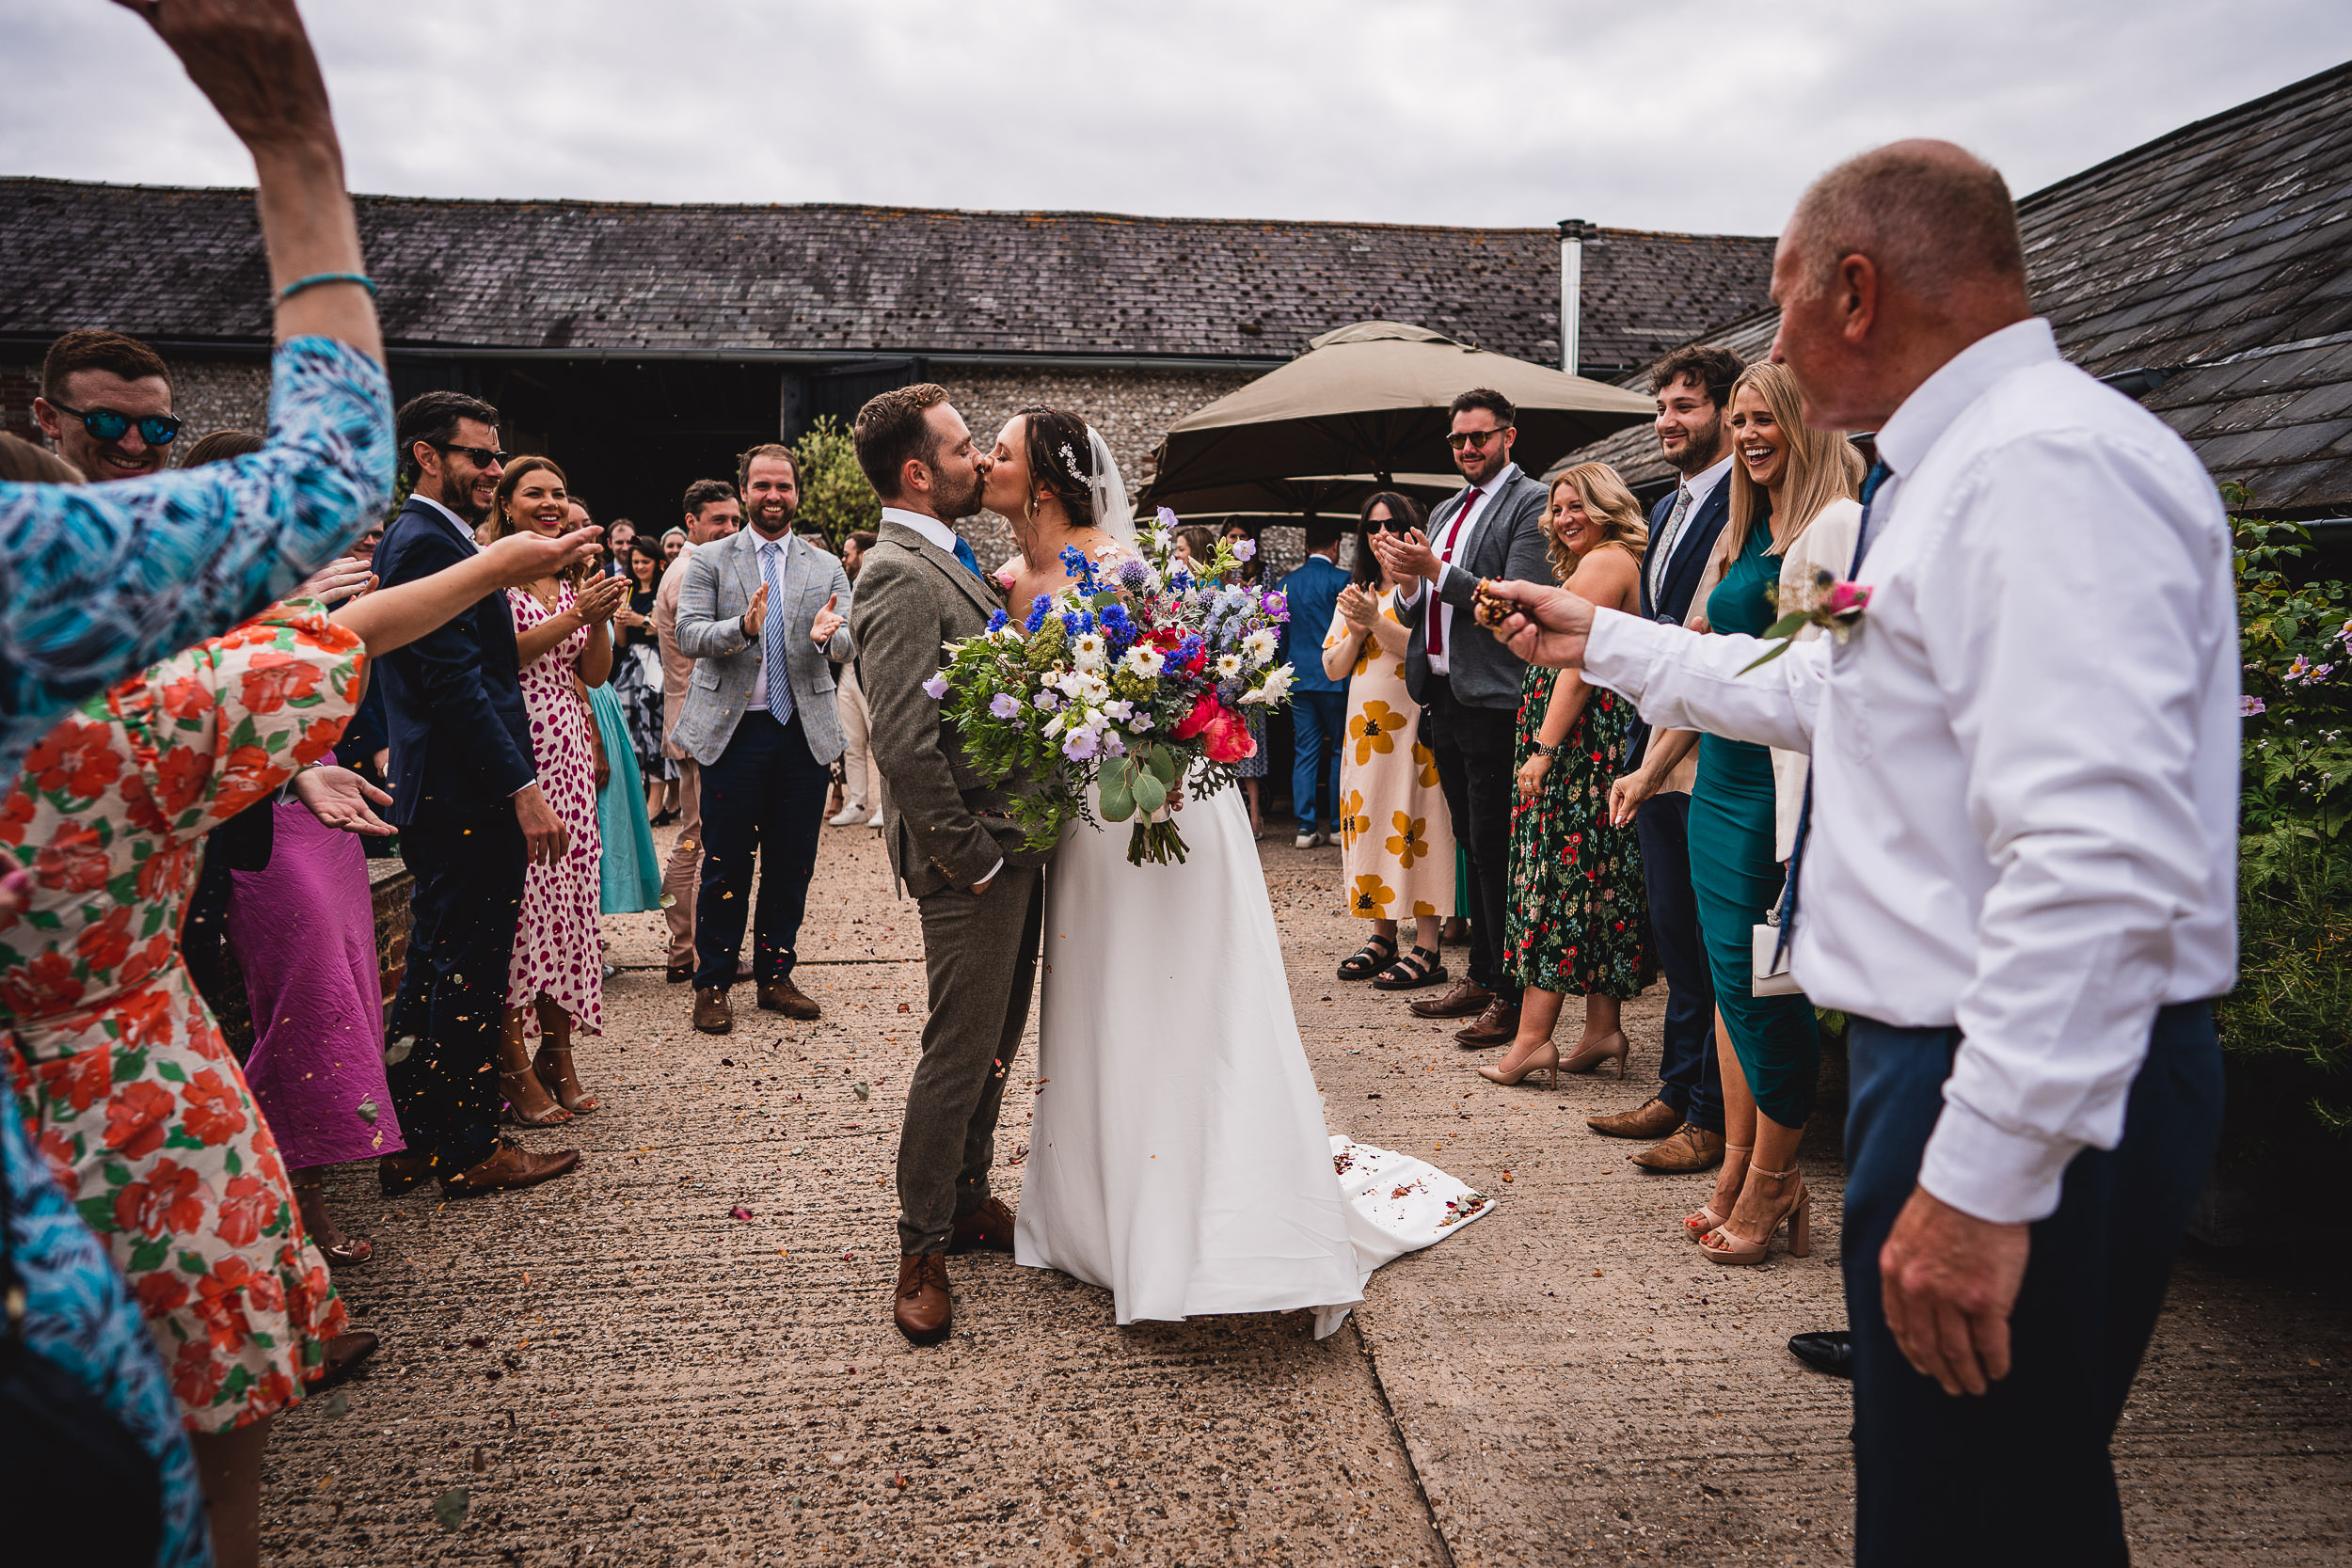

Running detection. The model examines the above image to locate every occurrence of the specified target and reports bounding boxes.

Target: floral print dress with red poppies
[1504,664,1648,999]
[0,599,358,1433]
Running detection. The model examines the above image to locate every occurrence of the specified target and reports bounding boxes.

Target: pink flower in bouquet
[1822,580,1872,618]
[1202,707,1257,764]
[1170,692,1221,741]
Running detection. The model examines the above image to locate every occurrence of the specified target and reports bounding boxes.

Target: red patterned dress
[504,581,603,1036]
[0,599,359,1432]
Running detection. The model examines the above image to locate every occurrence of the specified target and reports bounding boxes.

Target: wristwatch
[1533,743,1561,757]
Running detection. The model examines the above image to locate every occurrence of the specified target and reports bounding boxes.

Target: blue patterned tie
[760,541,793,724]
[1772,460,1891,962]
[951,534,980,578]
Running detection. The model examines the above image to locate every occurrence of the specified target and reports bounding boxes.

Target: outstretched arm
[331,528,601,657]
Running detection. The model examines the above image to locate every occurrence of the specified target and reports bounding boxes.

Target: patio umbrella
[1148,471,1461,521]
[1140,321,1653,510]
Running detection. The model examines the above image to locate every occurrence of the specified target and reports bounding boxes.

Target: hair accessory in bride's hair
[1059,441,1087,482]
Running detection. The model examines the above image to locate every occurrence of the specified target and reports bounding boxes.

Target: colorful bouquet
[928,509,1295,863]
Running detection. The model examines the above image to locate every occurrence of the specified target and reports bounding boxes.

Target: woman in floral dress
[1481,464,1650,1086]
[1322,493,1454,990]
[0,530,579,1565]
[485,458,626,1123]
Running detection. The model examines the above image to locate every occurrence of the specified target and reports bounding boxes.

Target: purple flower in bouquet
[990,692,1023,719]
[922,676,948,700]
[1232,538,1257,562]
[1062,728,1100,761]
[1034,690,1060,710]
[1261,590,1289,621]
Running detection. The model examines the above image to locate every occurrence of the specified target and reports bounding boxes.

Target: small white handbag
[1752,903,1803,998]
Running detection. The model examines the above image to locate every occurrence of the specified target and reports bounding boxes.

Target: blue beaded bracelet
[277,271,378,302]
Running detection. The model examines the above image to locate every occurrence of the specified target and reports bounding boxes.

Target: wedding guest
[654,481,741,982]
[602,516,639,578]
[1324,492,1453,989]
[661,528,687,564]
[487,460,627,1117]
[1487,141,2235,1565]
[1223,517,1265,582]
[1223,520,1270,832]
[1583,345,1744,1175]
[613,537,676,820]
[1280,522,1351,847]
[32,330,179,482]
[4,531,593,1568]
[376,394,580,1198]
[1371,388,1553,1049]
[673,445,853,1033]
[571,503,665,918]
[1481,465,1649,1086]
[829,529,887,829]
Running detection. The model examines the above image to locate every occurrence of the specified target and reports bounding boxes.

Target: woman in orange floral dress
[0,530,592,1563]
[1321,493,1454,990]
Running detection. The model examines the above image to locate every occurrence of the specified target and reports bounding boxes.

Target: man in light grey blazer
[1371,387,1556,1049]
[846,384,1054,1348]
[672,443,853,1034]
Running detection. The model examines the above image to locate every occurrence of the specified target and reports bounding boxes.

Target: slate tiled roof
[0,180,1772,374]
[1556,59,2352,516]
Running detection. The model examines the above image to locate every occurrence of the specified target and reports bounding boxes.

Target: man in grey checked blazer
[672,444,853,1034]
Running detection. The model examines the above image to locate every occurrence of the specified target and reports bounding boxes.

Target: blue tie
[951,535,981,578]
[1773,460,1891,962]
[760,541,792,724]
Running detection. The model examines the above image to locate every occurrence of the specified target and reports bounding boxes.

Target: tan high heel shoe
[1699,1164,1809,1265]
[1682,1144,1752,1243]
[534,1046,600,1116]
[499,1068,574,1128]
[1476,1042,1562,1087]
[1558,1030,1629,1079]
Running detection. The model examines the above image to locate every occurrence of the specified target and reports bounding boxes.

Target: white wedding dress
[1013,776,1493,1338]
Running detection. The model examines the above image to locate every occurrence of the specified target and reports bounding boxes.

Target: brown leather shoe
[894,1253,952,1345]
[439,1136,580,1196]
[378,1151,434,1196]
[1630,1123,1726,1174]
[948,1196,1016,1255]
[1586,1096,1683,1139]
[1454,1000,1521,1047]
[1409,979,1494,1020]
[755,978,820,1021]
[692,986,732,1034]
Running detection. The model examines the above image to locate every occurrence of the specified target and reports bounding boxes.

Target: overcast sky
[7,1,2349,235]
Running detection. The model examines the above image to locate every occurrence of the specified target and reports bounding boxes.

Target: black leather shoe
[1788,1329,1853,1379]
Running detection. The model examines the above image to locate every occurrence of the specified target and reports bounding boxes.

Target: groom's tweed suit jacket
[850,519,1053,899]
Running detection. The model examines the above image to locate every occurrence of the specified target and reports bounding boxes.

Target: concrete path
[259,824,2350,1564]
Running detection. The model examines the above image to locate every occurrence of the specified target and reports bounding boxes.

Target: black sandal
[1337,934,1399,981]
[1373,945,1449,991]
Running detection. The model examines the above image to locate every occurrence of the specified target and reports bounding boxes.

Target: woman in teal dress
[1666,362,1863,1264]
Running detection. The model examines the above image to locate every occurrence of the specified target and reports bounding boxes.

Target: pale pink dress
[506,582,604,1037]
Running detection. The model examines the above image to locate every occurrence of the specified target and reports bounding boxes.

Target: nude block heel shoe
[1683,1144,1752,1243]
[1700,1166,1810,1265]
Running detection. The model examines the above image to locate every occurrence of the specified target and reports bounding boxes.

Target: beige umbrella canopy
[1149,471,1461,521]
[1140,321,1652,515]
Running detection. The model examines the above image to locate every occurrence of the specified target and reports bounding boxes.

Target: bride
[985,405,1490,1338]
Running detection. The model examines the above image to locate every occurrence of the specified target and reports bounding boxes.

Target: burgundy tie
[1427,488,1480,659]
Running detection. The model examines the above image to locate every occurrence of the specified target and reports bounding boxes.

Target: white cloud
[4,0,2347,235]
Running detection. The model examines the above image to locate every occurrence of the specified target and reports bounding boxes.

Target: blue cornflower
[1024,597,1050,633]
[987,609,1009,633]
[1174,633,1205,667]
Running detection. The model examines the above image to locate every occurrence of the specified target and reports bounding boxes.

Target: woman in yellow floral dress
[1322,493,1454,990]
[0,531,589,1565]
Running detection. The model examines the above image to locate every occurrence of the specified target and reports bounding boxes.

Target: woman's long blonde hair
[1721,361,1864,562]
[1545,462,1649,584]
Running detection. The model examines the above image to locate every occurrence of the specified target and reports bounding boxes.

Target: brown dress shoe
[755,978,820,1021]
[439,1137,580,1196]
[1630,1123,1726,1174]
[1586,1096,1682,1139]
[1454,1000,1521,1046]
[692,986,733,1034]
[948,1196,1016,1255]
[894,1254,952,1345]
[378,1151,434,1196]
[1409,979,1494,1020]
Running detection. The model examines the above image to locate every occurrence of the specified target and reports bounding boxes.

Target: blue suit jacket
[1626,478,1732,769]
[1280,554,1352,693]
[373,499,534,826]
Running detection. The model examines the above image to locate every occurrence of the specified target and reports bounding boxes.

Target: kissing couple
[846,385,1489,1346]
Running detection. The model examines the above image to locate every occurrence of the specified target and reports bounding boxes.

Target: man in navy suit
[1585,346,1745,1174]
[374,391,580,1198]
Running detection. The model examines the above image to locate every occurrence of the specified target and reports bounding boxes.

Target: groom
[849,384,1053,1346]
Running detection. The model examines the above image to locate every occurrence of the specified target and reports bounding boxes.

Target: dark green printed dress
[1504,665,1647,998]
[1686,516,1820,1126]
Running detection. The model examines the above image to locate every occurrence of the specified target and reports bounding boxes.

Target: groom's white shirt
[881,504,1002,886]
[1582,318,2237,1226]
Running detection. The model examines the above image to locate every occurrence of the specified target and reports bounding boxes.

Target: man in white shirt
[1484,141,2233,1564]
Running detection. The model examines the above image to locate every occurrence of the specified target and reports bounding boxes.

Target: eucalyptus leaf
[1146,746,1180,787]
[1134,771,1168,816]
[1099,774,1136,821]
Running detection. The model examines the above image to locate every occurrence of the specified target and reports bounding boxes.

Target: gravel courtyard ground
[258,822,2350,1565]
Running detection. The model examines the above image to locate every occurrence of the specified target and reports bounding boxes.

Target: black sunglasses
[1445,426,1511,451]
[432,441,510,467]
[48,400,183,447]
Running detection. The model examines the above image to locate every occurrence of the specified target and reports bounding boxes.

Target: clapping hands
[809,594,844,648]
[574,572,629,627]
[1336,583,1380,631]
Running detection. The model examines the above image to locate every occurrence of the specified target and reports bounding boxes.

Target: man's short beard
[1667,409,1726,476]
[932,466,984,521]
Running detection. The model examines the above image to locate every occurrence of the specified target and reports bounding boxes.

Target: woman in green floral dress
[1481,465,1651,1085]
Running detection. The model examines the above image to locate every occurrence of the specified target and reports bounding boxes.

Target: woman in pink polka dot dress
[485,458,628,1126]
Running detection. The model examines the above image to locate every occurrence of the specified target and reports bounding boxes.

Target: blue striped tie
[760,541,793,724]
[1772,460,1890,963]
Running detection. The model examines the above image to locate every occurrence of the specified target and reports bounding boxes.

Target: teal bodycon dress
[1685,520,1820,1127]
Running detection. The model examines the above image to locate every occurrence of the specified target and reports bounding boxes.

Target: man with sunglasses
[1370,388,1554,1050]
[33,330,182,483]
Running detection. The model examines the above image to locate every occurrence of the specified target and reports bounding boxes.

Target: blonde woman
[1480,464,1648,1085]
[1613,359,1863,1261]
